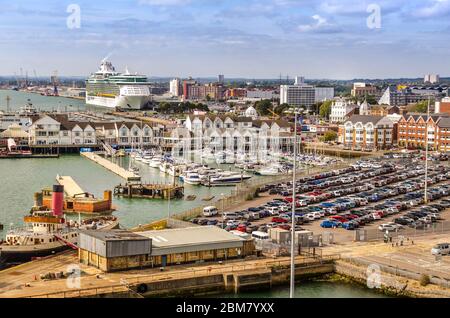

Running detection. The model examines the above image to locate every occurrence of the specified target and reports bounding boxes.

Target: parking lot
[189,155,450,243]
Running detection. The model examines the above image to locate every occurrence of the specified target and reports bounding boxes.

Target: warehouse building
[79,226,254,272]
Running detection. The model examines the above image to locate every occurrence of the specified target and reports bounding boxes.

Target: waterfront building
[27,114,159,148]
[78,226,253,272]
[397,113,450,151]
[340,115,396,150]
[184,113,293,157]
[330,98,357,123]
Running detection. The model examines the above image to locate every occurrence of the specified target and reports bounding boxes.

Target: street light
[289,106,304,299]
[424,97,431,204]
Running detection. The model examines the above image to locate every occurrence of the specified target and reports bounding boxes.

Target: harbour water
[218,281,389,298]
[0,91,387,298]
[0,89,86,112]
[0,155,236,237]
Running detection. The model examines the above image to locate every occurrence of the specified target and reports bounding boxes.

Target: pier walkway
[0,252,337,298]
[56,175,85,197]
[81,152,141,182]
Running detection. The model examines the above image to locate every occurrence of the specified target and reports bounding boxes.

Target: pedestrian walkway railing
[23,254,340,298]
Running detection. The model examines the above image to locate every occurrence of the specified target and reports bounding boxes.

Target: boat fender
[137,283,148,294]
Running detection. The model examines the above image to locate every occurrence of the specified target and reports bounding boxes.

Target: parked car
[431,243,450,256]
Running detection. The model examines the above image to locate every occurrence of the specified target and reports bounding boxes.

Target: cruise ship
[85,59,152,109]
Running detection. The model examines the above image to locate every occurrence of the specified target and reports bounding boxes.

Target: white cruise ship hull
[86,95,150,110]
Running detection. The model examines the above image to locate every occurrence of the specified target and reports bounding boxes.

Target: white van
[251,231,270,241]
[203,206,218,217]
[222,212,239,220]
[431,243,450,256]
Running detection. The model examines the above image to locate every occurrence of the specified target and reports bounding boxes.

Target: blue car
[342,222,357,230]
[320,220,341,228]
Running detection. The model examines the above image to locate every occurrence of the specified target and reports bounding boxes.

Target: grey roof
[79,229,151,242]
[438,117,450,128]
[139,226,244,255]
[347,115,384,125]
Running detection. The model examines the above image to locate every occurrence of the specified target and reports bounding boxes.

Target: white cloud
[297,14,339,33]
[412,0,450,18]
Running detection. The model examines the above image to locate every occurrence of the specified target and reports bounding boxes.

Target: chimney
[52,185,64,217]
[33,192,43,207]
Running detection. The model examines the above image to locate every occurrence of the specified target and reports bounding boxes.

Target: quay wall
[334,259,450,298]
[89,262,336,298]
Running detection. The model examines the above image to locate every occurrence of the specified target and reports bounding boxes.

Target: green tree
[255,99,273,116]
[410,101,430,113]
[319,100,333,119]
[321,130,338,142]
[274,103,290,116]
[365,95,378,104]
[158,102,171,113]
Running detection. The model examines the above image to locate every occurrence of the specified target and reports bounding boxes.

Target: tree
[365,95,378,105]
[274,103,290,116]
[158,102,171,113]
[410,100,430,113]
[319,100,333,119]
[321,130,338,142]
[255,99,273,116]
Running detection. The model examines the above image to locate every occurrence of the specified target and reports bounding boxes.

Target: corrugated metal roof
[140,226,244,255]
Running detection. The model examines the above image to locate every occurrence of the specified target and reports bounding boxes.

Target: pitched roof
[347,115,384,125]
[437,117,450,128]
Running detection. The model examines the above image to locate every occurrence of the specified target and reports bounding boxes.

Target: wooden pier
[56,175,85,197]
[80,152,141,182]
[114,183,184,200]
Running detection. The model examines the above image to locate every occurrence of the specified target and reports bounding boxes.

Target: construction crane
[51,70,59,96]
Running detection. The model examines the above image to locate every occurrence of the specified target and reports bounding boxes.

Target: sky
[0,0,449,79]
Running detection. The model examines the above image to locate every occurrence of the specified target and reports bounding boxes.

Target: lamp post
[424,97,431,204]
[289,107,303,299]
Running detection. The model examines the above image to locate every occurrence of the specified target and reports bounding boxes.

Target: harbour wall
[334,259,450,298]
[88,262,335,298]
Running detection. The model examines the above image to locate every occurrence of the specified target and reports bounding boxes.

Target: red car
[272,217,289,224]
[277,224,291,231]
[330,215,348,223]
[236,225,247,233]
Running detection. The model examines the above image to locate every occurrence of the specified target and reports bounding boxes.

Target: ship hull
[0,243,70,265]
[86,95,150,110]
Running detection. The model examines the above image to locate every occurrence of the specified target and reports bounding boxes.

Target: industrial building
[79,226,255,272]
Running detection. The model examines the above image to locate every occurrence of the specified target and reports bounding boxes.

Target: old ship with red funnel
[0,185,119,266]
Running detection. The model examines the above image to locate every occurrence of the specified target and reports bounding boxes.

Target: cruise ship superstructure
[85,59,152,109]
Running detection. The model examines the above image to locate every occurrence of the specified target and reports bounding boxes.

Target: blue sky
[0,0,449,79]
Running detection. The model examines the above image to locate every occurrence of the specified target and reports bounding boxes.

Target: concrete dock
[0,253,336,298]
[56,175,85,197]
[81,152,141,182]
